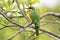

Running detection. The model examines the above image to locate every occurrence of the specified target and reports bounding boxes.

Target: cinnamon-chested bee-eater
[27,7,40,36]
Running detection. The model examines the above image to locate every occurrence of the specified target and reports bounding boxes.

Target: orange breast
[27,9,31,20]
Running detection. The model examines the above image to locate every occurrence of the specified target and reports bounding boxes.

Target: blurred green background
[0,0,60,40]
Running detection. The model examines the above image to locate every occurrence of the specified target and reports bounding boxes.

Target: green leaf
[26,0,40,5]
[8,0,12,6]
[32,0,40,4]
[0,0,4,2]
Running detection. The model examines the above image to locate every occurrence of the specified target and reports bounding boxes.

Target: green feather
[35,23,39,36]
[30,10,39,23]
[30,10,40,36]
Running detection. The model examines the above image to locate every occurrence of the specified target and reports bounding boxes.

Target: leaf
[32,0,40,4]
[8,0,12,6]
[26,0,40,5]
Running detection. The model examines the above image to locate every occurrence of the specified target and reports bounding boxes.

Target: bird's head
[28,7,35,10]
[27,7,35,12]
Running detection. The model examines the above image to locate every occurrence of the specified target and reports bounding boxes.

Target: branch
[39,28,60,39]
[28,25,60,39]
[0,24,17,30]
[6,22,32,40]
[27,32,44,40]
[27,32,35,39]
[7,26,60,40]
[7,12,60,19]
[7,28,24,40]
[40,12,60,19]
[0,12,24,28]
[9,16,23,18]
[47,33,60,40]
[41,20,60,24]
[2,23,60,40]
[16,0,31,22]
[0,11,60,39]
[0,22,32,30]
[0,7,21,14]
[7,28,34,40]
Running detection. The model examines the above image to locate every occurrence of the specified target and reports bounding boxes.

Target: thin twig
[0,24,17,30]
[47,33,60,40]
[27,32,35,39]
[39,28,60,39]
[16,0,31,22]
[27,32,44,40]
[40,12,60,19]
[9,16,23,18]
[0,12,24,28]
[7,28,24,40]
[7,22,32,40]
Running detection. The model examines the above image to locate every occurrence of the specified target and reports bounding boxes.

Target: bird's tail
[35,23,39,36]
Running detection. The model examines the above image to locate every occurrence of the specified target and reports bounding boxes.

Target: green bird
[27,7,40,36]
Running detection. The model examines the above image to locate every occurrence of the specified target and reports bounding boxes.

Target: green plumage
[30,10,40,36]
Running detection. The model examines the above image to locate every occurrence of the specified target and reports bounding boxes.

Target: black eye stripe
[28,7,33,9]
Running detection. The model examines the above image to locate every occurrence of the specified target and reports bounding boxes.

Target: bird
[27,7,40,36]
